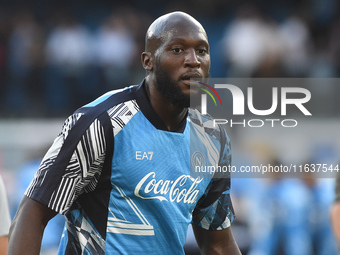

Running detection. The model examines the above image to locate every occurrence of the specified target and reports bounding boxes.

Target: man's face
[153,24,211,108]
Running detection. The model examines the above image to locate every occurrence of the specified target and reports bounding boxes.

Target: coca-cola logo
[134,172,203,204]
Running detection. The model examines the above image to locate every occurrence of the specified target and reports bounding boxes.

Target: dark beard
[154,64,210,109]
[154,65,190,108]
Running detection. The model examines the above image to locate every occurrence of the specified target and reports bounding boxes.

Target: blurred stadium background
[1,0,340,254]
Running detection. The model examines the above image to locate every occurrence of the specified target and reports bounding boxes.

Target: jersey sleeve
[191,127,235,230]
[25,111,111,214]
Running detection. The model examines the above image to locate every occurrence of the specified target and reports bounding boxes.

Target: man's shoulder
[189,108,222,132]
[81,85,138,110]
[189,108,229,147]
[71,84,140,118]
[60,85,140,135]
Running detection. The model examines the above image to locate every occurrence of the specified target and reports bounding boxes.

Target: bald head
[145,11,207,53]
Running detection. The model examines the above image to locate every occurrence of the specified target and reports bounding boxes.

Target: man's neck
[145,79,188,131]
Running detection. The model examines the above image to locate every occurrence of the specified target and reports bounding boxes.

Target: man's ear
[141,52,153,71]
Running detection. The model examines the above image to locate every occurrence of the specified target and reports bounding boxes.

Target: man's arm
[331,200,340,245]
[0,236,8,255]
[193,225,241,255]
[8,196,57,255]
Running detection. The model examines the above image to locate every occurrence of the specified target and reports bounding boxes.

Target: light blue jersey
[26,81,234,254]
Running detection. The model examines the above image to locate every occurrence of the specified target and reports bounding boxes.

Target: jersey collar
[133,80,188,133]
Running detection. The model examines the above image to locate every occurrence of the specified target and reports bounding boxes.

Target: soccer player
[8,11,241,255]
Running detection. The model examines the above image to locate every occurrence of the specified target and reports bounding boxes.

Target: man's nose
[184,49,200,68]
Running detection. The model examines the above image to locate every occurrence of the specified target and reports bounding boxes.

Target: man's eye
[172,48,183,53]
[197,49,207,54]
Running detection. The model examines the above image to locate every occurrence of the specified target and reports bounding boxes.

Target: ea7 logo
[136,151,154,160]
[201,84,312,116]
